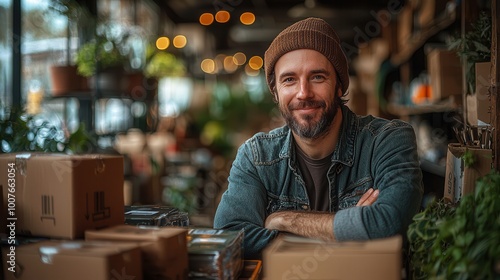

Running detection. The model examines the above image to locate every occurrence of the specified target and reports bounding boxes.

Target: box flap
[268,235,402,255]
[17,240,139,258]
[85,224,187,242]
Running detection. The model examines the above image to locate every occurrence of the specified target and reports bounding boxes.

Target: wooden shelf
[49,91,94,100]
[387,98,460,117]
[391,6,458,66]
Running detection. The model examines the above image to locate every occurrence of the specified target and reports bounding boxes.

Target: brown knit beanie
[264,17,349,96]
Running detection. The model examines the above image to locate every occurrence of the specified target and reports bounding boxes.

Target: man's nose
[296,79,313,99]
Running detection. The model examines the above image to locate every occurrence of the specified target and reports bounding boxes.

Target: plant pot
[125,72,158,101]
[88,67,127,94]
[49,65,89,96]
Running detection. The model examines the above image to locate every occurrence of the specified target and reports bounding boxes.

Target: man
[213,17,423,259]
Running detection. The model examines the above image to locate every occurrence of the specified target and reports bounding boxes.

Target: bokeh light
[240,12,255,25]
[173,35,187,48]
[224,56,238,73]
[233,52,246,65]
[245,64,260,76]
[248,56,263,70]
[156,37,170,50]
[199,13,214,25]
[215,11,230,23]
[201,59,216,74]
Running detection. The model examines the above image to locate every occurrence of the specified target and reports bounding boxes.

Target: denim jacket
[214,105,423,259]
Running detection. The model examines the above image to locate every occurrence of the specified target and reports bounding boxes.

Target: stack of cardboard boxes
[0,153,190,280]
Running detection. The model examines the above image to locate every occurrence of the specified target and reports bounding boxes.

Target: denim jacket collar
[280,104,357,168]
[333,104,357,167]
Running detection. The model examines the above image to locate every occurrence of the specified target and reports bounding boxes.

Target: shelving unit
[46,87,158,143]
[386,97,460,120]
[358,0,500,197]
[49,92,95,132]
[391,4,458,66]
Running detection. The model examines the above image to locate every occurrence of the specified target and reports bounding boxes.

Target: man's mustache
[288,100,326,110]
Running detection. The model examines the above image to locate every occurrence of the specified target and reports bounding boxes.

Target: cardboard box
[444,143,493,203]
[263,235,402,280]
[0,153,125,239]
[467,62,491,125]
[427,48,463,102]
[2,240,142,280]
[85,224,189,280]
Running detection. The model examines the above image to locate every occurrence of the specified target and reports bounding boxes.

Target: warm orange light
[240,12,255,25]
[156,37,170,50]
[201,59,216,73]
[245,64,260,76]
[224,56,238,73]
[233,52,246,65]
[215,11,230,23]
[173,35,187,48]
[199,13,214,25]
[248,56,263,70]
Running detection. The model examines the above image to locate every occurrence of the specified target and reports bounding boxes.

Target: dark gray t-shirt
[295,145,332,211]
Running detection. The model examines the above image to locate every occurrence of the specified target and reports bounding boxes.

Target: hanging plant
[143,44,186,79]
[447,11,491,94]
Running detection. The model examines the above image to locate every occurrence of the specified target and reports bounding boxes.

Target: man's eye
[283,77,295,83]
[312,75,325,80]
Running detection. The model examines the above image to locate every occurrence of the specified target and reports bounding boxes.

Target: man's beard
[281,96,340,140]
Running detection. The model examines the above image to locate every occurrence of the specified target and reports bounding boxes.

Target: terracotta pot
[49,65,89,96]
[124,72,158,101]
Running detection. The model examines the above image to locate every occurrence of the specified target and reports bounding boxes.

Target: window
[0,0,12,115]
[1,0,161,145]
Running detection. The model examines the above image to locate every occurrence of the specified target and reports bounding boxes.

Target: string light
[201,59,216,74]
[224,56,238,73]
[215,11,230,23]
[156,37,170,50]
[199,13,214,25]
[248,56,263,70]
[173,35,187,48]
[240,12,255,25]
[233,52,246,65]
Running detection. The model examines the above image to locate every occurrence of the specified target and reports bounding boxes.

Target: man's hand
[356,188,379,206]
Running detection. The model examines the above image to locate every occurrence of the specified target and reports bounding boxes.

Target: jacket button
[301,205,309,210]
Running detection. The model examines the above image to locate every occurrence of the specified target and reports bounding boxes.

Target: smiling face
[274,49,342,140]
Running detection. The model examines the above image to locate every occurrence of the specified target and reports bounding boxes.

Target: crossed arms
[264,188,379,241]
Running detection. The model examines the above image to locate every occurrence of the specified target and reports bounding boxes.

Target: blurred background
[0,0,495,225]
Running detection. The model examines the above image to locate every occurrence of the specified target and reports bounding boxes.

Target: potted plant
[447,11,491,95]
[124,43,187,101]
[47,0,93,96]
[75,31,130,93]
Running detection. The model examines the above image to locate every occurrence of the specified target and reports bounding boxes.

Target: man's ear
[336,86,343,98]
